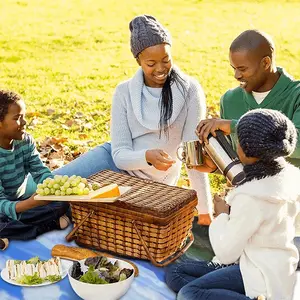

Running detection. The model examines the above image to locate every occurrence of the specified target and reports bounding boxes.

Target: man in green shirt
[197,29,300,167]
[196,29,300,267]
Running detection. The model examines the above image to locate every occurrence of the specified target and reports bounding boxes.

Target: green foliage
[79,266,108,284]
[1,0,299,192]
[26,256,40,264]
[16,273,44,285]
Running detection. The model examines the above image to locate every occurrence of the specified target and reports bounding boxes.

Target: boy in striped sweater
[0,90,70,241]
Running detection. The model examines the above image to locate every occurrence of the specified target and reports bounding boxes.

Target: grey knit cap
[237,109,297,160]
[129,15,172,58]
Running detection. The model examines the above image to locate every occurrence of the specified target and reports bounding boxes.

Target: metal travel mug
[177,140,203,167]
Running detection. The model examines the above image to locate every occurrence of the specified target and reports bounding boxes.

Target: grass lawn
[0,0,299,190]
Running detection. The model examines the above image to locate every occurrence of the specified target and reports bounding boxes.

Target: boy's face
[0,100,27,142]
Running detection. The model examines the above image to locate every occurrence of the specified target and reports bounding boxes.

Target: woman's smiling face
[137,43,172,88]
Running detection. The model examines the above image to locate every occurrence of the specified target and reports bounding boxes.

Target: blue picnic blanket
[0,220,299,300]
[0,219,213,300]
[0,226,176,300]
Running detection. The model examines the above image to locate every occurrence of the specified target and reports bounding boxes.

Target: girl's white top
[210,163,300,300]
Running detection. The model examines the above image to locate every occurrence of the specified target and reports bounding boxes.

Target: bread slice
[51,244,138,277]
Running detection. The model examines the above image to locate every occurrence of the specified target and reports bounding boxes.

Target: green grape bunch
[36,175,100,196]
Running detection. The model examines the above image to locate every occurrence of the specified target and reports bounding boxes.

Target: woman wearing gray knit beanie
[52,15,213,225]
[166,108,300,299]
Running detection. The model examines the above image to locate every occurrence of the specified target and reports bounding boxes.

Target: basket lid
[88,170,197,218]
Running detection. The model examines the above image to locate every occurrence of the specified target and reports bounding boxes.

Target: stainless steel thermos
[204,131,245,185]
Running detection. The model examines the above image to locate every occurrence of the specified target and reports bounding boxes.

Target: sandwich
[6,256,62,284]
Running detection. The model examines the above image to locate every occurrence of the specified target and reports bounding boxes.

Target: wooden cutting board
[34,186,131,202]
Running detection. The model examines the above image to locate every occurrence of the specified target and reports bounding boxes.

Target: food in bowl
[70,256,133,284]
[68,256,134,300]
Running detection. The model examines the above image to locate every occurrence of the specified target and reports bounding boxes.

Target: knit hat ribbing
[237,109,297,160]
[129,15,172,58]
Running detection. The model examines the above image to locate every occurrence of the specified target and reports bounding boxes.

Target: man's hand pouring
[196,118,232,145]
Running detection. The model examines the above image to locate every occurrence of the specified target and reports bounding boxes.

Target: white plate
[0,259,72,287]
[34,186,131,203]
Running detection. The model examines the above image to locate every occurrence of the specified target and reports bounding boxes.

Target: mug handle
[176,145,185,162]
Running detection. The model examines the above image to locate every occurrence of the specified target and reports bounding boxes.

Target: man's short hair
[230,29,275,59]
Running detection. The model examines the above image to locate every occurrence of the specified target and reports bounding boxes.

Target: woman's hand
[146,149,176,171]
[196,118,232,145]
[213,194,230,217]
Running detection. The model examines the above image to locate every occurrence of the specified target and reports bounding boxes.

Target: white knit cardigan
[110,67,212,214]
[210,163,300,299]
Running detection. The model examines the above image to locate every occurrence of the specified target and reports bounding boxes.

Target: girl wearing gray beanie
[166,109,300,300]
[52,15,213,225]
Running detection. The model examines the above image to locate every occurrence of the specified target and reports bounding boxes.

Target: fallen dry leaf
[61,124,70,130]
[49,159,65,169]
[70,139,88,146]
[48,150,65,160]
[74,111,84,118]
[79,134,88,139]
[83,122,93,130]
[74,119,82,126]
[37,136,90,171]
[47,108,55,115]
[40,137,69,147]
[50,143,64,152]
[65,119,75,127]
[26,111,41,118]
[27,117,40,129]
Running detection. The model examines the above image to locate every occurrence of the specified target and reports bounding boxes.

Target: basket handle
[132,221,194,267]
[65,210,94,242]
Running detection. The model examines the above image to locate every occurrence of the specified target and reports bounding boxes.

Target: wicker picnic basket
[66,170,197,267]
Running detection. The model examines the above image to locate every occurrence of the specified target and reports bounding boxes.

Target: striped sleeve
[25,135,53,184]
[0,179,18,220]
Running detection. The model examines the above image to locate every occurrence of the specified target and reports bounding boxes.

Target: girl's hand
[146,149,176,171]
[213,194,230,217]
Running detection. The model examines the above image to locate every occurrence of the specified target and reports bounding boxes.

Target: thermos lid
[231,172,246,186]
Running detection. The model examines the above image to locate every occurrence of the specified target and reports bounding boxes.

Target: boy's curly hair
[0,90,22,121]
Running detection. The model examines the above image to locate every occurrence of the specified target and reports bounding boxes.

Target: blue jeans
[0,201,69,240]
[53,142,124,177]
[165,260,252,300]
[295,237,300,269]
[15,143,121,240]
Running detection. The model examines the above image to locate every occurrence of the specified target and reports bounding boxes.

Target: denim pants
[0,201,69,240]
[295,236,300,268]
[53,142,124,177]
[11,142,122,241]
[165,260,252,300]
